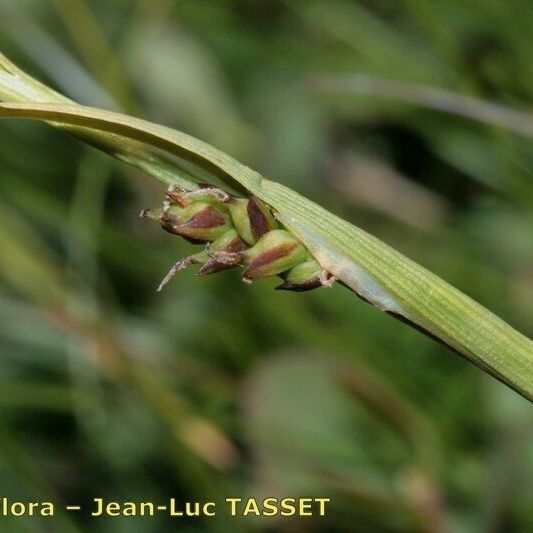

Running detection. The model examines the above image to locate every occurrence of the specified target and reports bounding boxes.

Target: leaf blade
[0,101,531,400]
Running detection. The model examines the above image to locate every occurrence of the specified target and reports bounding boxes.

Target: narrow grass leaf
[0,99,531,401]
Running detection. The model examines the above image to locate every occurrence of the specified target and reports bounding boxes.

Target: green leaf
[0,98,531,402]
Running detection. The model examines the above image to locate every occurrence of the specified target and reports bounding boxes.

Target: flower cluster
[141,185,334,292]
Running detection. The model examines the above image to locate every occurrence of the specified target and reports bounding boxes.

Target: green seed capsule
[242,229,307,281]
[197,229,248,276]
[142,202,232,243]
[276,258,323,291]
[172,202,232,242]
[226,194,278,245]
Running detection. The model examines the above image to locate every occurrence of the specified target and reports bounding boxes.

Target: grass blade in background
[312,74,533,139]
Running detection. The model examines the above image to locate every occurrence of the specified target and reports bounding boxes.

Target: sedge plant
[0,53,531,401]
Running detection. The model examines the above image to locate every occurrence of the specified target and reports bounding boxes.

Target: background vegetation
[0,1,532,531]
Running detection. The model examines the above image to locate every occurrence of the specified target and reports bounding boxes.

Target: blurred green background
[0,0,532,531]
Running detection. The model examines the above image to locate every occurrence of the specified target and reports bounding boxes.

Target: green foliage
[0,1,532,531]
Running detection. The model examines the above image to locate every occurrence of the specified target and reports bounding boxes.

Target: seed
[172,202,232,242]
[241,229,308,281]
[276,258,324,292]
[226,194,278,245]
[142,202,232,243]
[197,229,248,276]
